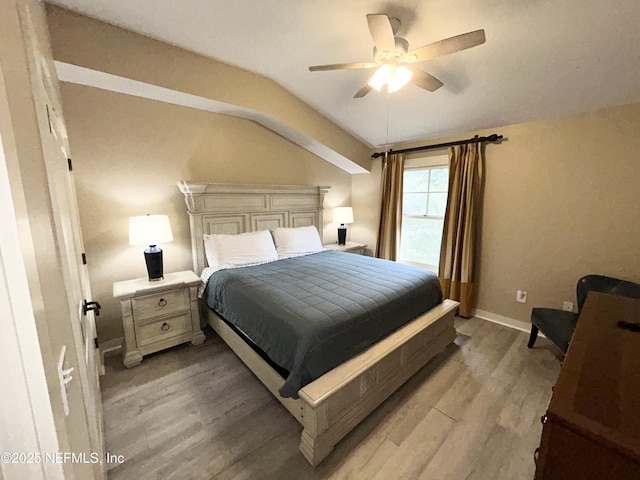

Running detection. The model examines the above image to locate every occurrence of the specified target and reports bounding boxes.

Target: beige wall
[355,102,640,323]
[61,84,352,342]
[46,6,369,343]
[351,161,381,257]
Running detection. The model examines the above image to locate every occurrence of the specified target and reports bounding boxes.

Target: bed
[178,181,459,465]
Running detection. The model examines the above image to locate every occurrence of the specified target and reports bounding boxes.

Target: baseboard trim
[100,337,123,367]
[472,309,538,335]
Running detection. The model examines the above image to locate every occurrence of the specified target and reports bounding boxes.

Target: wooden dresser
[534,292,640,479]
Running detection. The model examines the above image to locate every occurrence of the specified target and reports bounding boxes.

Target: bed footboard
[203,299,458,466]
[297,299,458,465]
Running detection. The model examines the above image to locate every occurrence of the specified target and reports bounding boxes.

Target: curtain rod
[371,133,503,158]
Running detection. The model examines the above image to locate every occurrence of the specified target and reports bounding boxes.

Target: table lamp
[129,214,173,281]
[333,207,354,246]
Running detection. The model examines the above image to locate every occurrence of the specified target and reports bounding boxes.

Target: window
[400,164,449,268]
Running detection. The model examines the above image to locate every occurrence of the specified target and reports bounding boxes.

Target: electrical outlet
[516,290,527,303]
[562,301,574,312]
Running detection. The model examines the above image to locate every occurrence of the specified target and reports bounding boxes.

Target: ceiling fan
[309,14,486,98]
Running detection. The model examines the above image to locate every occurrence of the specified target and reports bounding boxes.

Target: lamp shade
[129,215,173,246]
[333,207,354,225]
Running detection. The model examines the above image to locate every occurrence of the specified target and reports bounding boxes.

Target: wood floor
[101,317,561,479]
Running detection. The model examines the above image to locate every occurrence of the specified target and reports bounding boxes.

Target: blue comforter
[204,250,442,398]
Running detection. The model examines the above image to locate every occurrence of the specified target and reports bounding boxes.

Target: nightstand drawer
[132,289,189,321]
[134,313,192,347]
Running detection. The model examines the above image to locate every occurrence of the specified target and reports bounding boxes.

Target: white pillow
[272,226,323,258]
[203,230,278,270]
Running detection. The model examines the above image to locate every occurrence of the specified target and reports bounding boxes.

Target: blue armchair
[527,274,640,354]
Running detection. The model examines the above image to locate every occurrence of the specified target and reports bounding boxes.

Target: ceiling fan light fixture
[388,66,413,93]
[309,14,485,98]
[368,64,392,91]
[368,64,413,93]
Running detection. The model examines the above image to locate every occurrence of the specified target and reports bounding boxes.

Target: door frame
[0,0,105,477]
[0,64,63,480]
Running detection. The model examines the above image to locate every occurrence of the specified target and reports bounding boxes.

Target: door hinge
[82,253,87,265]
[94,337,99,349]
[67,158,73,171]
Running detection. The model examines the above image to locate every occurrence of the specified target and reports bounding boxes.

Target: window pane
[427,192,447,217]
[403,193,427,215]
[404,169,429,193]
[400,217,444,266]
[429,167,449,192]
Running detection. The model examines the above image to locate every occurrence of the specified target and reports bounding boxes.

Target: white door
[42,85,106,472]
[0,69,65,480]
[17,1,105,477]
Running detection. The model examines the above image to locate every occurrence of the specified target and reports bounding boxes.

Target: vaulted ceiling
[48,0,640,147]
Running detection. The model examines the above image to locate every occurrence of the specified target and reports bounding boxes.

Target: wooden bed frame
[178,181,459,465]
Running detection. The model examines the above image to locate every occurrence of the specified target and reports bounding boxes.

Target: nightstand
[113,270,205,367]
[324,242,367,255]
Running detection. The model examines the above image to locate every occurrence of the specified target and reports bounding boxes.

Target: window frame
[402,165,448,221]
[399,156,449,271]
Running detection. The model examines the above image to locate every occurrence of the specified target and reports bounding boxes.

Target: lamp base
[338,225,347,245]
[144,245,164,281]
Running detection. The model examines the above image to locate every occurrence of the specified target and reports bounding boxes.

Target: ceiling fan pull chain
[385,88,390,148]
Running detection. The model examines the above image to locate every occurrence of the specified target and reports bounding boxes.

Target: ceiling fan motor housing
[373,37,409,64]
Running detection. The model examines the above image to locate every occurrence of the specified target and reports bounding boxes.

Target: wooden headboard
[177,182,330,274]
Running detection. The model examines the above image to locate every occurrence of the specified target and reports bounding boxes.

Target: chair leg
[527,325,539,348]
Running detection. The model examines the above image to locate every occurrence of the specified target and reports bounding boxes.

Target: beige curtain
[375,153,405,260]
[439,143,484,317]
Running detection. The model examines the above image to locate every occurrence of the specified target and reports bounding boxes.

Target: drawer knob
[158,298,168,308]
[540,414,547,425]
[160,322,170,332]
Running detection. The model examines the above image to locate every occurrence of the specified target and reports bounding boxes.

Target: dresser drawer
[132,288,189,321]
[134,313,192,347]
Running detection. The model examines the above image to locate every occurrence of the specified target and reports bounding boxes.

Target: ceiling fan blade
[403,29,486,63]
[407,67,444,92]
[309,62,378,72]
[366,14,396,52]
[354,81,373,98]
